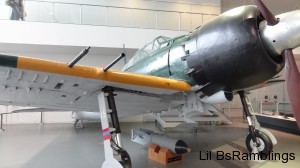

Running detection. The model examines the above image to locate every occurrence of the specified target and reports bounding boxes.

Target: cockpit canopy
[123,36,171,70]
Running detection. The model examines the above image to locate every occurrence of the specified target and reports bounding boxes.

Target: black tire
[246,130,273,157]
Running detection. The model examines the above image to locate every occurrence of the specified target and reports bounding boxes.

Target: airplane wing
[0,54,191,117]
[6,107,63,114]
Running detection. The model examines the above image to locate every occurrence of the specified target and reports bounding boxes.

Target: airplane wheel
[246,130,273,156]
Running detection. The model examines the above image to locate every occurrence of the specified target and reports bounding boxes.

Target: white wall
[0,0,221,31]
[0,20,188,49]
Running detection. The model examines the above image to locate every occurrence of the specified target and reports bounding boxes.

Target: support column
[0,113,4,131]
[40,112,44,124]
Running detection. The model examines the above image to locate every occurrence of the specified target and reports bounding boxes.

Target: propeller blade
[253,0,278,25]
[283,50,300,128]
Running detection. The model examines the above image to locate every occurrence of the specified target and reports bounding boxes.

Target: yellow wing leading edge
[14,56,192,92]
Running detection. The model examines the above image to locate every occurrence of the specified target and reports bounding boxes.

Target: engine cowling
[200,91,233,104]
[185,6,284,96]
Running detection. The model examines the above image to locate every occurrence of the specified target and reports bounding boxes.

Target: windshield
[123,36,171,70]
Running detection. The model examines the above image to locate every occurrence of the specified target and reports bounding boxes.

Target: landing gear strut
[74,119,84,129]
[99,86,132,168]
[238,91,276,156]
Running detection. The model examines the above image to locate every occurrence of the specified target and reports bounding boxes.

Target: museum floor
[0,117,299,168]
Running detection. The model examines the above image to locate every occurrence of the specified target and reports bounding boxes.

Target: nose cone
[260,10,300,56]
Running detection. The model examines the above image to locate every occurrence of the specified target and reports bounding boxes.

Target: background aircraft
[0,0,300,167]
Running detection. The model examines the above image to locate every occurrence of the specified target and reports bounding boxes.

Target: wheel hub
[250,138,265,152]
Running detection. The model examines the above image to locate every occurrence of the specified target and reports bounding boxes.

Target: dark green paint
[0,54,18,68]
[124,36,196,85]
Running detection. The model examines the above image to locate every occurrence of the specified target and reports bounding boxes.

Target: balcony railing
[0,0,219,31]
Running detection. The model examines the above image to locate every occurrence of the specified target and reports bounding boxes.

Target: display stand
[148,144,183,165]
[252,101,300,135]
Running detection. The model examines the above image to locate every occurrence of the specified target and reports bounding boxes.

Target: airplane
[0,0,300,167]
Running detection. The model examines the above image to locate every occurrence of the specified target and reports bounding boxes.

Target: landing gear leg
[74,119,84,129]
[99,86,132,168]
[74,119,79,127]
[238,91,276,156]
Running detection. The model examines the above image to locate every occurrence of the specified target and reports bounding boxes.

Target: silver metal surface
[244,95,261,129]
[115,133,123,148]
[200,91,233,104]
[260,10,300,55]
[180,93,204,116]
[150,133,178,153]
[247,116,253,126]
[131,128,182,154]
[250,138,265,152]
[131,128,153,146]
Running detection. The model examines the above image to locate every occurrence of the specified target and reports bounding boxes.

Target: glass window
[123,36,171,70]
